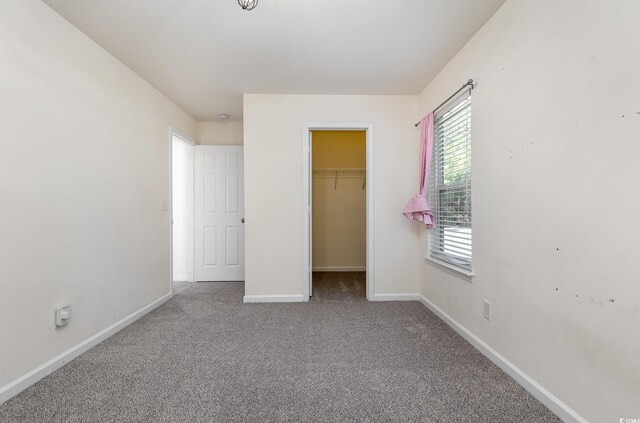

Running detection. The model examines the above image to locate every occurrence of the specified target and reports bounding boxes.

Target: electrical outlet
[55,305,71,327]
[483,300,491,321]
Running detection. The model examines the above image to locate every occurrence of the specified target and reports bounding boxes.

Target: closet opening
[308,129,368,301]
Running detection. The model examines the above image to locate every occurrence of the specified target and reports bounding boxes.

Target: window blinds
[429,91,472,271]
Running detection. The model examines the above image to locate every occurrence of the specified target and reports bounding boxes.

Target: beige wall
[417,0,640,421]
[243,94,421,297]
[312,131,366,270]
[312,130,366,169]
[198,121,243,145]
[0,0,197,392]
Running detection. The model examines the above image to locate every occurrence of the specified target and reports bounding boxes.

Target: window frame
[426,90,474,280]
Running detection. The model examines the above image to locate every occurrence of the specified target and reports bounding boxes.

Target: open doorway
[171,130,195,294]
[303,125,373,301]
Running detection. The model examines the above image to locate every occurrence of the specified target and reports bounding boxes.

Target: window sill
[423,256,474,282]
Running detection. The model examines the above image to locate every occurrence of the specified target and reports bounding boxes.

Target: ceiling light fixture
[238,0,258,11]
[218,113,230,120]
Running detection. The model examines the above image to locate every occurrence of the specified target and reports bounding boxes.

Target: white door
[194,146,244,281]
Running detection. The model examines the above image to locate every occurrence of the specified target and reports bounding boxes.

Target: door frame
[302,122,374,301]
[169,127,196,296]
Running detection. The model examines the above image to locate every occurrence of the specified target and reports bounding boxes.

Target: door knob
[241,218,245,223]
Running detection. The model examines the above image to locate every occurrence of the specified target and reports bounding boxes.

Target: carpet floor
[310,272,367,302]
[0,281,561,422]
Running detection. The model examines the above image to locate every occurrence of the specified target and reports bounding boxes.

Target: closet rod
[414,79,474,127]
[312,169,365,174]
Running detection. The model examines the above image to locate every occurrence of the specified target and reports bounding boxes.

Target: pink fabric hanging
[402,113,435,228]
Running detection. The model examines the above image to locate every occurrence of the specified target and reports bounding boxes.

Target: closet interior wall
[312,131,366,271]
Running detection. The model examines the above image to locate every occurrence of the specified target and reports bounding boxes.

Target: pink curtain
[402,113,435,228]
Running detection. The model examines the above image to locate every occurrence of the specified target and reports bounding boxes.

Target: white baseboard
[243,294,307,303]
[371,293,421,301]
[0,292,172,405]
[416,294,587,423]
[312,266,366,272]
[172,275,189,282]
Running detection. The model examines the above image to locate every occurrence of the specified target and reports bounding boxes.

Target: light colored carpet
[172,280,195,295]
[0,281,561,422]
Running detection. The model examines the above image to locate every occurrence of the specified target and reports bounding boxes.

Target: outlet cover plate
[483,300,491,321]
[55,305,71,327]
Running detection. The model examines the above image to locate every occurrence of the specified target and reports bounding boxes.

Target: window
[429,91,472,272]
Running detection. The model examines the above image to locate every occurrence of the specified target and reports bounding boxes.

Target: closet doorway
[303,124,374,301]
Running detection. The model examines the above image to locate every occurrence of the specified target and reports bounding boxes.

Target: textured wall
[198,121,243,145]
[0,0,197,392]
[417,0,640,421]
[243,94,421,297]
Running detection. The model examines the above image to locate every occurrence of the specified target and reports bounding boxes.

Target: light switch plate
[161,199,169,211]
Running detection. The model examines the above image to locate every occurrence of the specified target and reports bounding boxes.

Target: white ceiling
[43,0,505,121]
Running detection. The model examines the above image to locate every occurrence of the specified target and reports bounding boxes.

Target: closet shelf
[312,168,366,190]
[312,168,365,177]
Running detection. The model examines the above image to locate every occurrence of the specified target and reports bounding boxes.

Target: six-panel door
[194,146,244,281]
